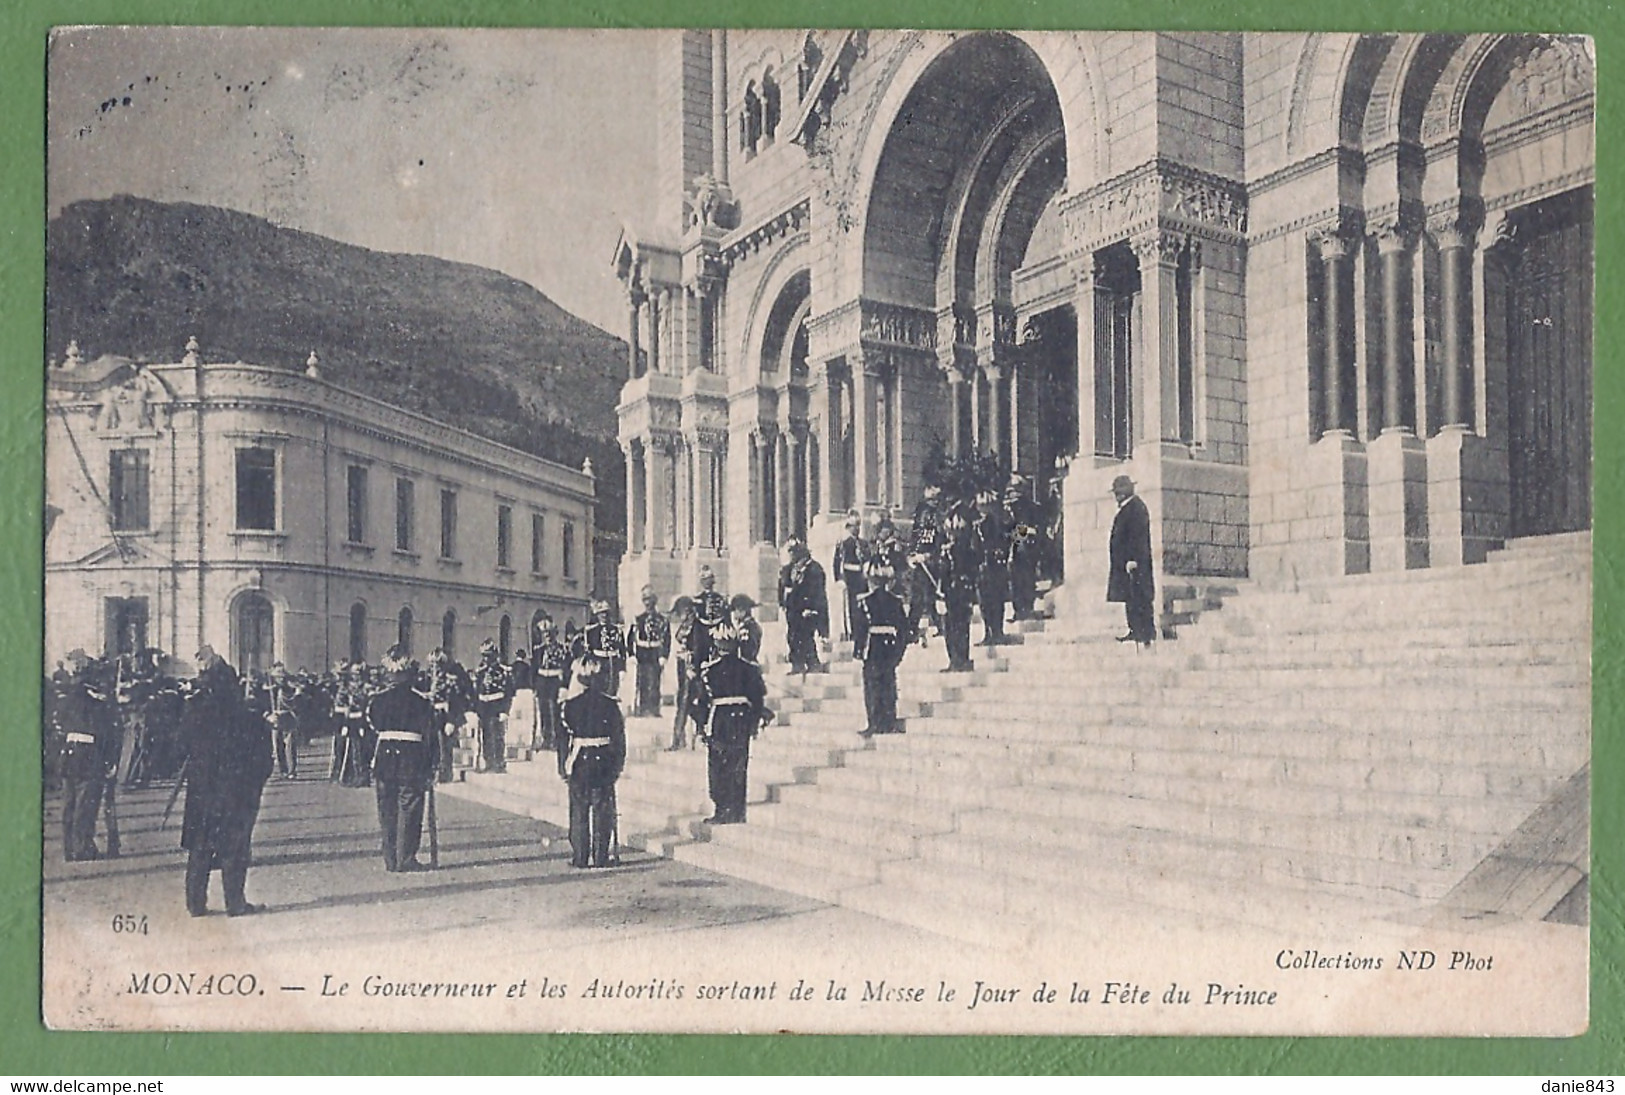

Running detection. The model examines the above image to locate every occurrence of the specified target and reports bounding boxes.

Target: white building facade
[613,31,1592,620]
[46,341,597,673]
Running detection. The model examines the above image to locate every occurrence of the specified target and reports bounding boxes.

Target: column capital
[1129,229,1187,267]
[1427,214,1477,251]
[1310,227,1354,262]
[1370,218,1414,255]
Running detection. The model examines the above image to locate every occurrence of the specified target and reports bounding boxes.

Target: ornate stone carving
[683,173,739,233]
[93,368,171,434]
[719,201,810,267]
[1065,161,1248,252]
[860,302,937,350]
[1507,37,1593,120]
[1129,229,1189,266]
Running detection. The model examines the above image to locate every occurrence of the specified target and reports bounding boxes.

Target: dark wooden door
[1507,188,1592,537]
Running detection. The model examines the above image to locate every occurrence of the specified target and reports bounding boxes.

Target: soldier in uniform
[55,650,119,861]
[626,585,672,718]
[507,648,538,751]
[266,662,303,779]
[831,510,870,643]
[870,514,908,580]
[179,647,273,917]
[1006,474,1043,622]
[692,564,729,662]
[779,538,829,675]
[556,656,627,868]
[729,593,763,665]
[332,662,372,787]
[367,646,437,872]
[532,620,570,750]
[690,624,769,825]
[667,596,699,751]
[854,561,909,737]
[972,489,1013,646]
[471,639,511,773]
[423,648,471,783]
[938,510,978,672]
[578,599,627,700]
[907,481,947,643]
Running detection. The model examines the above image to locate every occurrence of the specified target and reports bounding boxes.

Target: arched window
[499,614,513,662]
[397,606,414,657]
[349,602,367,664]
[441,609,457,660]
[762,71,781,146]
[234,592,274,675]
[741,82,763,156]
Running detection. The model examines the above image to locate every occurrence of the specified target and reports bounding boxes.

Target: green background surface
[3,0,1619,1075]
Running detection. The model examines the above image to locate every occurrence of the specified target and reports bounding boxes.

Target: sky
[47,26,661,334]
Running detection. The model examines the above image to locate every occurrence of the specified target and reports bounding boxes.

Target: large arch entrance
[855,32,1079,513]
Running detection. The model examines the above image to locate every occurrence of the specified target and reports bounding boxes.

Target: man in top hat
[729,593,763,665]
[577,598,627,701]
[853,560,909,737]
[532,619,570,749]
[972,488,1013,646]
[626,585,672,718]
[778,537,829,675]
[367,646,438,872]
[831,509,871,643]
[179,646,273,917]
[668,596,699,751]
[472,638,512,773]
[557,655,627,868]
[689,623,770,825]
[691,565,729,661]
[1108,474,1156,646]
[54,649,119,861]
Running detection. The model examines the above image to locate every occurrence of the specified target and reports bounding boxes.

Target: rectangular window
[395,477,415,552]
[346,465,369,543]
[235,447,277,530]
[108,449,150,531]
[562,518,576,578]
[439,488,458,559]
[496,503,513,569]
[531,513,545,573]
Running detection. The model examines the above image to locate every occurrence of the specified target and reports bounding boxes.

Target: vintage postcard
[41,26,1591,1035]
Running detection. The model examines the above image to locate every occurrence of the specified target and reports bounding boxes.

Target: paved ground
[42,741,995,1032]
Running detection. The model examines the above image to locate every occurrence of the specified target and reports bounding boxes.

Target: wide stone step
[675,828,879,901]
[749,797,927,858]
[774,779,969,829]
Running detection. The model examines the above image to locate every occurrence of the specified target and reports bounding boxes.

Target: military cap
[729,593,758,612]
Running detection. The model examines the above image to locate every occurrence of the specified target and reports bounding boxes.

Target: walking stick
[426,780,439,869]
[159,757,189,829]
[101,777,121,857]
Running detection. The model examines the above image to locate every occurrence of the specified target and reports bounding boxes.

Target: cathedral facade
[613,31,1593,621]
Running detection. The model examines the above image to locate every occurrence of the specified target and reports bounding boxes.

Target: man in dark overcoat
[831,510,870,643]
[779,538,829,675]
[367,646,437,872]
[971,489,1012,646]
[1107,474,1156,646]
[557,656,627,868]
[179,647,273,917]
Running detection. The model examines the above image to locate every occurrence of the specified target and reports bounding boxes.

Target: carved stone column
[1071,255,1101,460]
[1131,230,1184,447]
[787,426,806,539]
[1433,216,1473,430]
[647,290,664,376]
[850,352,880,508]
[1313,229,1354,437]
[1374,223,1413,434]
[646,435,672,551]
[1426,210,1494,566]
[628,288,646,381]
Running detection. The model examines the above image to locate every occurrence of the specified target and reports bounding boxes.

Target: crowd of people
[44,452,1155,916]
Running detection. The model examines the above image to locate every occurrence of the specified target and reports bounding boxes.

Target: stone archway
[850,32,1074,512]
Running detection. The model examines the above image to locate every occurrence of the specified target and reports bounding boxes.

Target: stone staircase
[444,532,1590,945]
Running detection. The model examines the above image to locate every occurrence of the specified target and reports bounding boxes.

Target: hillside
[46,196,628,544]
